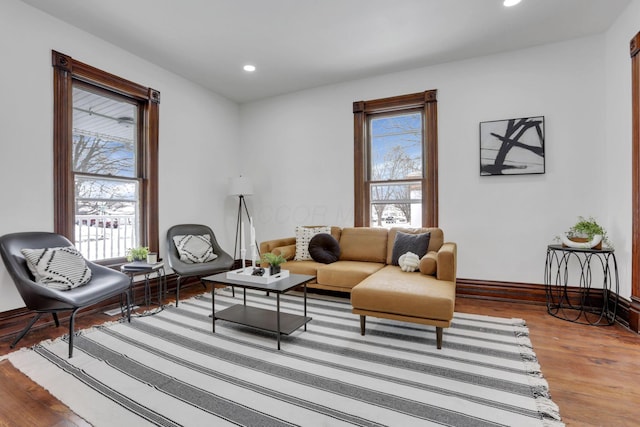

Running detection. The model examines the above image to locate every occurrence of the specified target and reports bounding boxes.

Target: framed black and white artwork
[479,116,545,176]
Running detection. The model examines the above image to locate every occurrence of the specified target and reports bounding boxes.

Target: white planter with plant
[558,216,611,249]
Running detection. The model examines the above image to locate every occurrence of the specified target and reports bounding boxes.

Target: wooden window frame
[630,34,640,331]
[52,50,160,266]
[353,90,438,227]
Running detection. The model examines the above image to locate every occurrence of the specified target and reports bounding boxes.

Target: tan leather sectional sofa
[259,226,457,348]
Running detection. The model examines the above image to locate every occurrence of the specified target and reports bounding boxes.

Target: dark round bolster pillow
[308,233,341,264]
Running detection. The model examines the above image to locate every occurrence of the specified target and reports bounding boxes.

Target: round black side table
[121,262,167,311]
[544,244,618,325]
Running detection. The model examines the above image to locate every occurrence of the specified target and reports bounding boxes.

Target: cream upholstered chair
[166,224,234,306]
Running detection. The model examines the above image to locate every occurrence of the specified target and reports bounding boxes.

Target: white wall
[241,35,622,293]
[0,0,241,311]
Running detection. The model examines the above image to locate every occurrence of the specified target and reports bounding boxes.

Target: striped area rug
[4,289,563,427]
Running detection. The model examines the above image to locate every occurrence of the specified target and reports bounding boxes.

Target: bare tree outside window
[73,134,135,214]
[73,134,134,175]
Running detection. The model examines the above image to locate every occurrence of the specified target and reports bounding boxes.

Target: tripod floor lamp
[229,176,260,267]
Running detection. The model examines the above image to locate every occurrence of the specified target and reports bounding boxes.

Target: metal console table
[544,244,618,325]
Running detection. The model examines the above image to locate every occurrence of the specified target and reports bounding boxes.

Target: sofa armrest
[259,237,296,256]
[436,242,457,282]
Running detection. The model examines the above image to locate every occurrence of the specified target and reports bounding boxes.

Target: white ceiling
[21,0,630,103]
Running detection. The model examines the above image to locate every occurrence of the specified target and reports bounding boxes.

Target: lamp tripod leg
[233,195,243,264]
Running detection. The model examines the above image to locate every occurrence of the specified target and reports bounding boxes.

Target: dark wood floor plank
[0,360,90,427]
[0,288,638,427]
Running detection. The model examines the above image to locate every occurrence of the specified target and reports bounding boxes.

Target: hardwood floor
[455,298,640,427]
[1,286,639,427]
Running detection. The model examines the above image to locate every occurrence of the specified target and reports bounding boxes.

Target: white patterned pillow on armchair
[172,234,218,264]
[21,246,92,290]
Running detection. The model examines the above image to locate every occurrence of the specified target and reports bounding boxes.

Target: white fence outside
[74,214,137,261]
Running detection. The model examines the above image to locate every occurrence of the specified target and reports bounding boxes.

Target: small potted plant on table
[560,216,611,249]
[127,246,150,263]
[261,252,287,276]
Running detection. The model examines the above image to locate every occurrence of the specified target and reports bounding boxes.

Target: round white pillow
[398,251,420,272]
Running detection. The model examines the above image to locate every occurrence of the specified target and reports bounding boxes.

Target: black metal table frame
[121,263,167,311]
[544,245,618,325]
[204,273,314,350]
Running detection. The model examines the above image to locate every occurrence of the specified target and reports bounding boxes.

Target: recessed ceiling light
[503,0,521,6]
[243,64,256,72]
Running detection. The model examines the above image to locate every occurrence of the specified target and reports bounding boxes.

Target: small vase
[269,265,281,275]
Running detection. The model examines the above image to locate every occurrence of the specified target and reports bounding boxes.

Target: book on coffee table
[121,261,164,271]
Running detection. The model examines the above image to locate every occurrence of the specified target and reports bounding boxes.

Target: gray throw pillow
[21,246,92,290]
[391,232,431,266]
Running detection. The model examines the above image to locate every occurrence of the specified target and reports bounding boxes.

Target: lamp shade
[228,176,254,196]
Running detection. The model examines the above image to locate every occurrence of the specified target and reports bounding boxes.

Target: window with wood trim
[52,51,160,264]
[353,90,438,228]
[630,33,640,332]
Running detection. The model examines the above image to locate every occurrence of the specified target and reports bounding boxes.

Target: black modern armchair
[0,232,131,358]
[166,224,234,306]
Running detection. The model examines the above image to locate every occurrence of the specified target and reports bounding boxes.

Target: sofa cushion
[308,233,341,264]
[387,227,444,265]
[351,265,455,321]
[420,251,438,276]
[294,226,331,261]
[281,260,324,277]
[339,228,388,263]
[391,231,430,265]
[317,261,385,289]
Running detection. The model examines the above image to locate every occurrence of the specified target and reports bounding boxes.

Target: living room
[0,0,639,425]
